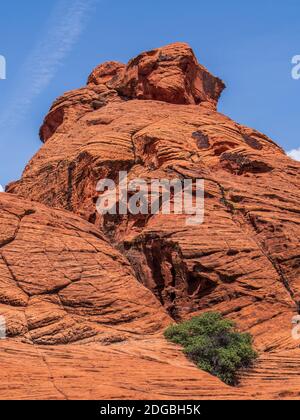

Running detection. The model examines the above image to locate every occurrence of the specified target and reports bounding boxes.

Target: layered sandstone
[3,43,300,399]
[0,193,170,344]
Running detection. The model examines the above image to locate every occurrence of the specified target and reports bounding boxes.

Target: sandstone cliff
[2,43,300,400]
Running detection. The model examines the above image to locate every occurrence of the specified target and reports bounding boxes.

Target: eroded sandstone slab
[0,193,170,345]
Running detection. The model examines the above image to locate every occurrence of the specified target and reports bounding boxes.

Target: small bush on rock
[164,312,257,386]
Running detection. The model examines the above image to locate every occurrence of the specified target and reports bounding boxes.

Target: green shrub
[164,312,257,386]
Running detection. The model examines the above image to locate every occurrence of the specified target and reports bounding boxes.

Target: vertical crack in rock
[122,234,189,320]
[67,162,76,212]
[241,212,298,310]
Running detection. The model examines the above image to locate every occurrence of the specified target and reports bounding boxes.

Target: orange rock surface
[3,43,300,400]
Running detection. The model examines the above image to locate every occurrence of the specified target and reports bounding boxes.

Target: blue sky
[0,0,299,186]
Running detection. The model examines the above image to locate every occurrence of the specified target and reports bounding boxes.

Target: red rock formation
[3,43,300,399]
[111,43,225,107]
[0,193,170,344]
[38,43,224,144]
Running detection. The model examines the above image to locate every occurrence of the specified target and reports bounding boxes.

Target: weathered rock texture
[3,43,300,400]
[0,193,170,344]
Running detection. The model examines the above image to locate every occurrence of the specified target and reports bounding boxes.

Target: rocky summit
[2,42,300,400]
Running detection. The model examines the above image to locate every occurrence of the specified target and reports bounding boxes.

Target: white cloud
[0,0,97,129]
[287,148,300,161]
[0,185,4,193]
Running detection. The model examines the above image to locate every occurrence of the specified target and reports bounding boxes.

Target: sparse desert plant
[164,312,257,386]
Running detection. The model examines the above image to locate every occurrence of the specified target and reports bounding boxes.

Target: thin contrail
[0,0,97,130]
